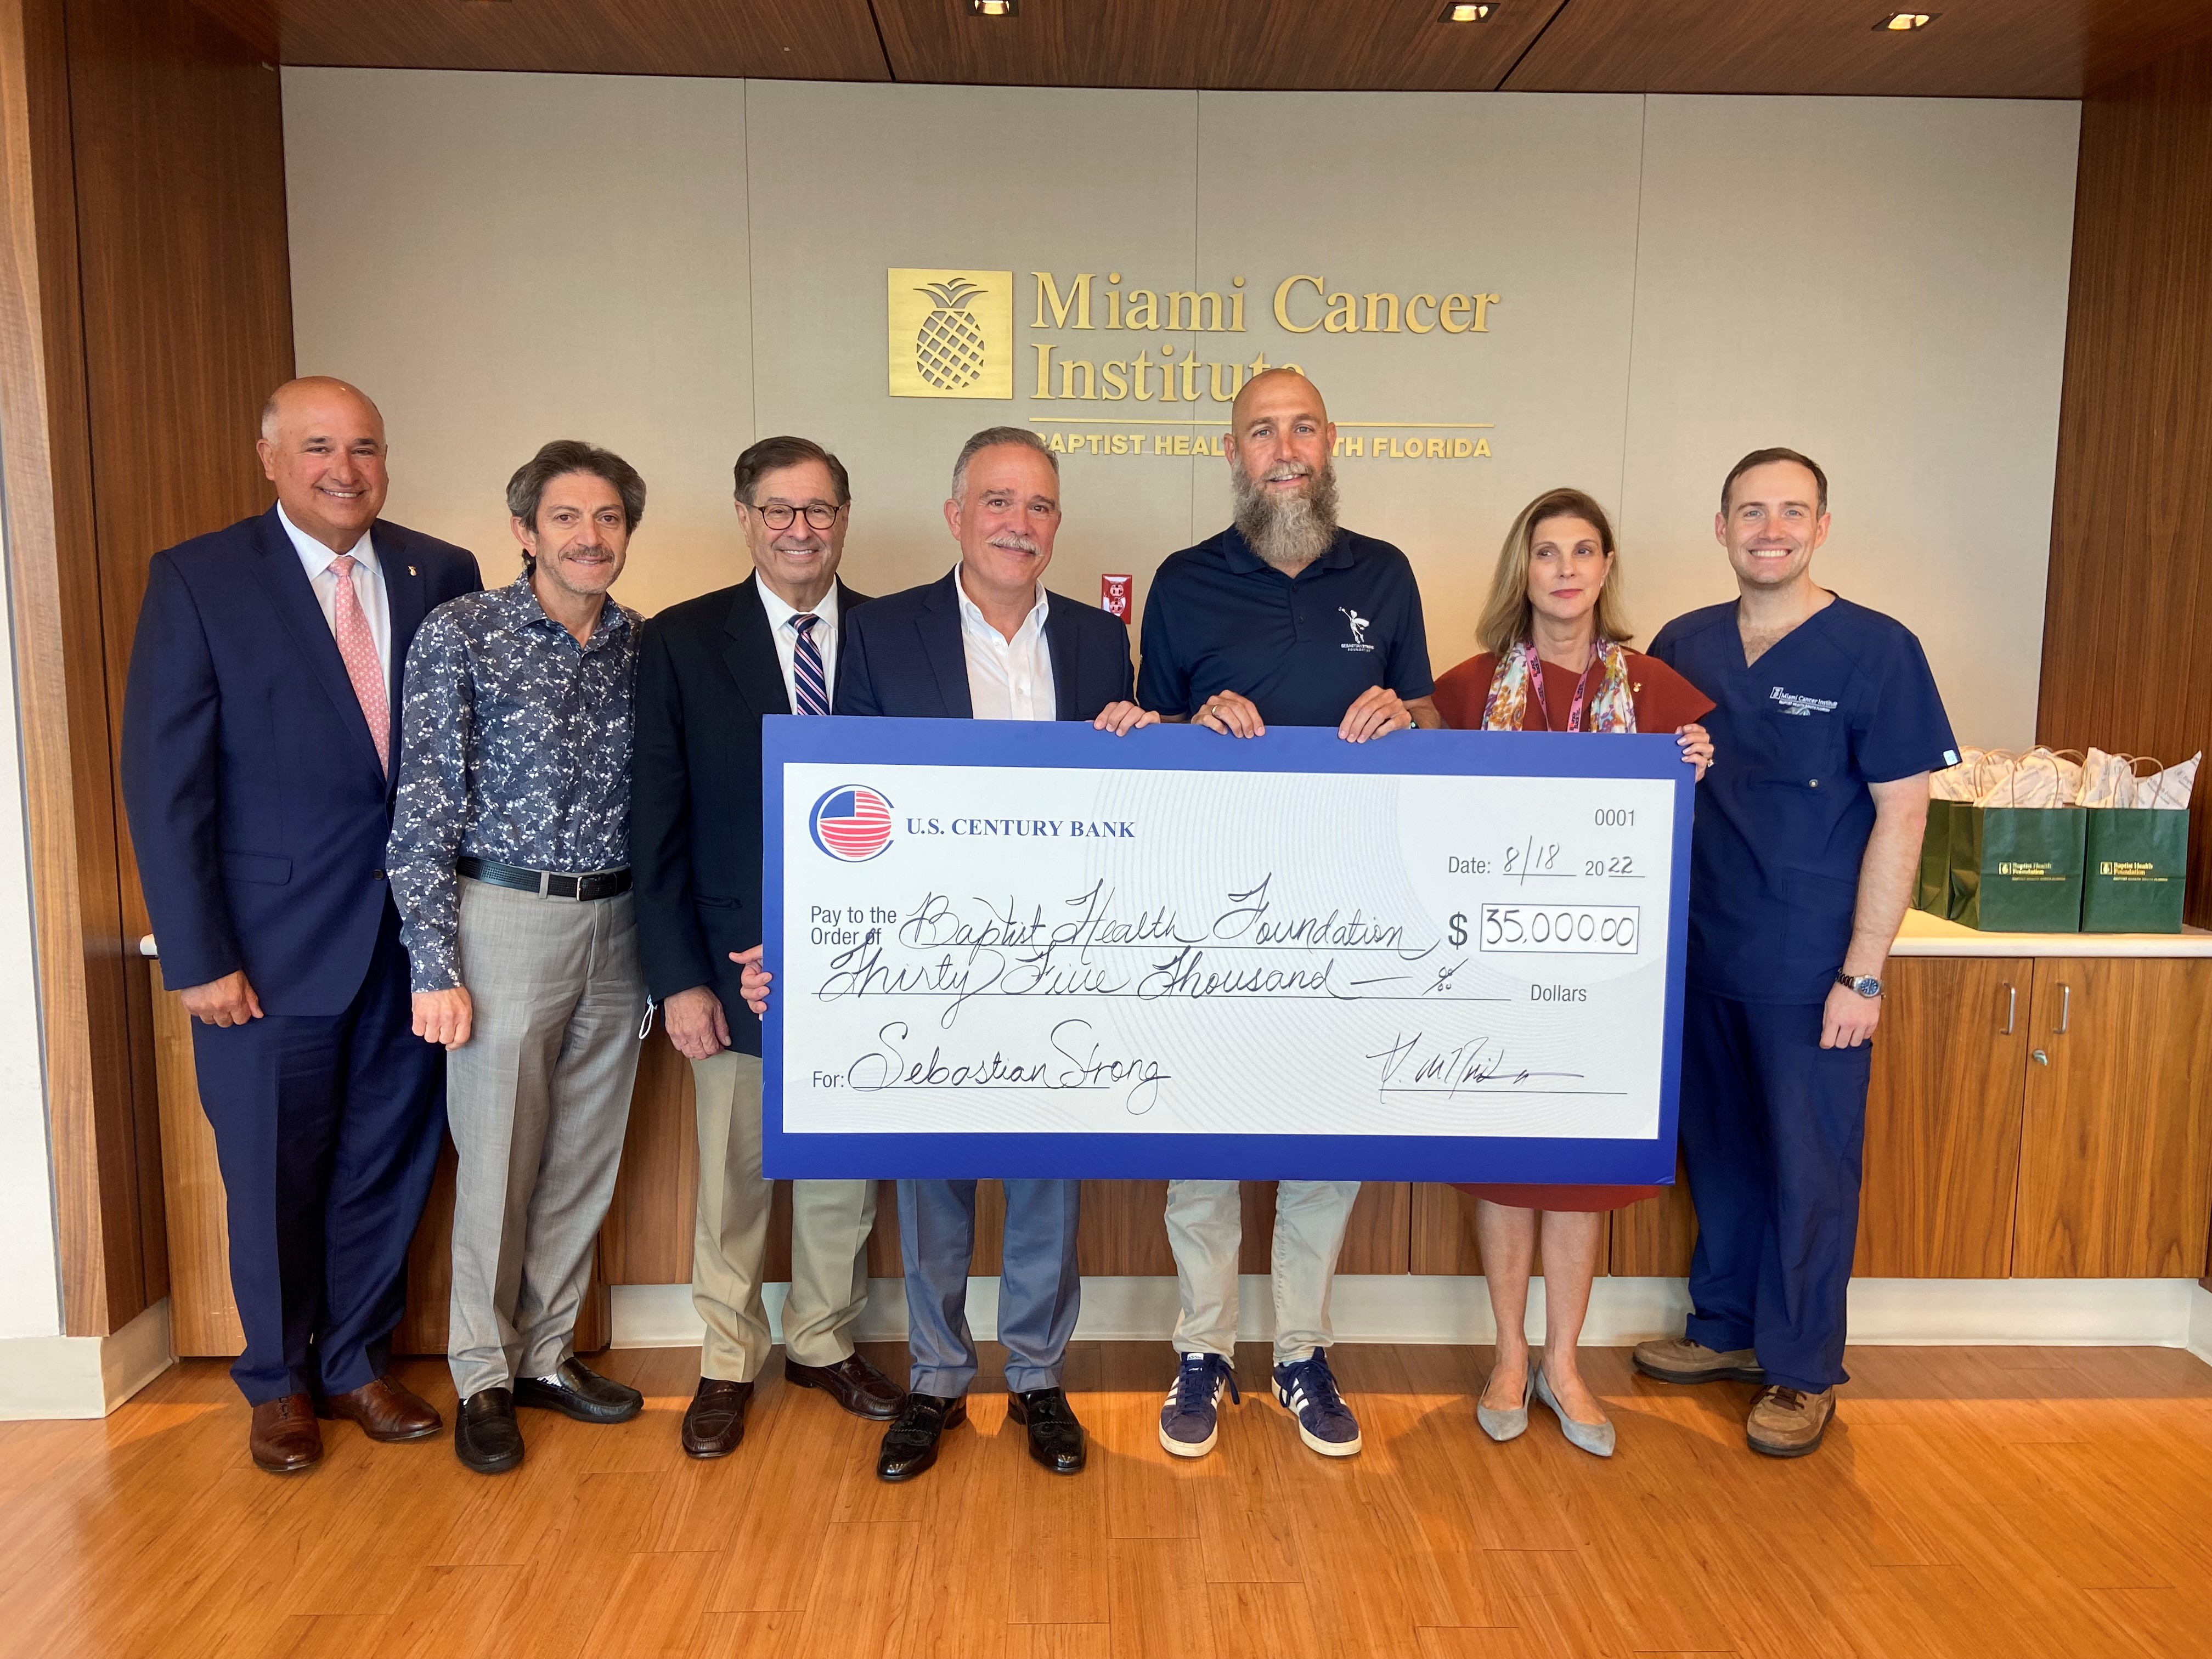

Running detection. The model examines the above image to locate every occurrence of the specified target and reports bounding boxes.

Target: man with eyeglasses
[630,435,901,1459]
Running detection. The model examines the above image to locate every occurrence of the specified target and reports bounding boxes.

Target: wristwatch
[1834,970,1882,998]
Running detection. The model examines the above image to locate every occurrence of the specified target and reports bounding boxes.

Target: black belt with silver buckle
[456,856,631,901]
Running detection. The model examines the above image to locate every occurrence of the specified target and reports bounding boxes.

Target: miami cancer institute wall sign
[887,267,1497,464]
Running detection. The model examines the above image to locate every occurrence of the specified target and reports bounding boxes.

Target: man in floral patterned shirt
[387,438,648,1476]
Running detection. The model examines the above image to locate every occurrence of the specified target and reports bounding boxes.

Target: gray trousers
[690,1049,875,1382]
[445,878,645,1399]
[1165,1179,1362,1365]
[898,1178,1080,1397]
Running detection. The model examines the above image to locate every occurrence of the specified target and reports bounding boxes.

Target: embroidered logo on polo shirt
[1769,686,1838,716]
[1339,607,1375,652]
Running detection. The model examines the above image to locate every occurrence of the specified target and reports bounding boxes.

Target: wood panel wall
[2037,40,2212,926]
[0,0,290,1336]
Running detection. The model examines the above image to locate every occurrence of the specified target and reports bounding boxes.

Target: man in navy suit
[817,426,1154,1484]
[121,377,481,1474]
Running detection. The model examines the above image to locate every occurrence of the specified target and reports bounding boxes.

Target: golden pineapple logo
[888,268,1013,399]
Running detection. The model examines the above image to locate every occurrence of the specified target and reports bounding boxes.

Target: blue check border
[763,716,1692,1184]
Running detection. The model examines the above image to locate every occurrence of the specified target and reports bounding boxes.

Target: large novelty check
[761,717,1692,1183]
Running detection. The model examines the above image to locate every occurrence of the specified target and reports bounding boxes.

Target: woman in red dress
[1431,486,1714,1458]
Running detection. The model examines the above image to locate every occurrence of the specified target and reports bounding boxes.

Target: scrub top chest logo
[810,785,894,862]
[1769,686,1839,717]
[1340,607,1375,652]
[888,269,1015,399]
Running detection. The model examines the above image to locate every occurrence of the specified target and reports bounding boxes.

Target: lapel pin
[408,565,417,575]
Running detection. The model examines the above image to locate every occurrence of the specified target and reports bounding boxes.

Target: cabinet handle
[2054,983,2071,1036]
[2032,1048,2050,1065]
[2001,982,2017,1036]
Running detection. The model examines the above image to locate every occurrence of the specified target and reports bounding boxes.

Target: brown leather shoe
[250,1393,324,1474]
[1632,1336,1765,1386]
[1746,1384,1837,1457]
[783,1352,906,1421]
[681,1377,754,1459]
[322,1374,442,1442]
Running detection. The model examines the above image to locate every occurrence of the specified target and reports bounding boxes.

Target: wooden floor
[3,1342,2211,1659]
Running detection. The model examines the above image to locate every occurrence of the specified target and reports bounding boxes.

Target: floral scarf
[1480,639,1637,733]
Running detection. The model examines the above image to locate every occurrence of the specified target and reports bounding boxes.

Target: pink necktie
[327,554,388,775]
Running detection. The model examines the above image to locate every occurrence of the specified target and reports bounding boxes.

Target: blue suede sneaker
[1272,1351,1362,1457]
[1158,1352,1240,1458]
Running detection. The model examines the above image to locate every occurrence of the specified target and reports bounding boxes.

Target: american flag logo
[809,784,894,862]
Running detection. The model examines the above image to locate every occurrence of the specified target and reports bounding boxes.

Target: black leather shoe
[682,1377,754,1459]
[785,1352,906,1421]
[513,1358,643,1424]
[877,1391,967,1483]
[454,1388,523,1475]
[1007,1386,1086,1475]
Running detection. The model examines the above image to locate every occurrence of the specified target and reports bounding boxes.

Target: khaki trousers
[690,1049,875,1382]
[1165,1179,1362,1365]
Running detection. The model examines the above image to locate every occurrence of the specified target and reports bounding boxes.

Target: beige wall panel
[281,69,755,618]
[1615,95,2079,751]
[1190,91,1647,675]
[743,81,1206,607]
[283,76,2082,756]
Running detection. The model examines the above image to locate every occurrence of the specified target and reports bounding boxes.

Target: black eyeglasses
[747,501,842,531]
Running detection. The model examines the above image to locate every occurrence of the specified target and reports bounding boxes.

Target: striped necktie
[792,613,830,716]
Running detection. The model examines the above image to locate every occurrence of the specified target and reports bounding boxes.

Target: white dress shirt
[955,566,1056,722]
[755,578,841,713]
[278,502,390,679]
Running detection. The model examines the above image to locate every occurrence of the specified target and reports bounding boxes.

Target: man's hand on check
[1338,685,1414,743]
[1193,690,1265,738]
[730,944,772,1019]
[1092,702,1160,736]
[1675,722,1714,782]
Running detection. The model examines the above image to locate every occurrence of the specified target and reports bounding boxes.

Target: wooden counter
[151,920,2212,1358]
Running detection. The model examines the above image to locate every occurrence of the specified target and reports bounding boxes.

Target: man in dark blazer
[120,377,481,1474]
[831,426,1155,1484]
[631,436,905,1459]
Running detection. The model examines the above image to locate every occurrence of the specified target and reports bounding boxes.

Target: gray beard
[1232,461,1340,570]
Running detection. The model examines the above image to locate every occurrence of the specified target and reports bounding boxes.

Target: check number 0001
[1470,904,1640,956]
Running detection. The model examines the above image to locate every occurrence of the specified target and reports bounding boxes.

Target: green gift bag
[1916,798,1957,913]
[1950,804,2086,931]
[2081,808,2187,933]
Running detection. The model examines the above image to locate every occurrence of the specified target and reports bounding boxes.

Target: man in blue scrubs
[1639,448,1953,1457]
[1137,369,1440,1464]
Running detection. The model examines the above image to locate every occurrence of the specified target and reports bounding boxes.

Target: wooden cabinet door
[2016,958,2212,1277]
[1855,957,2030,1277]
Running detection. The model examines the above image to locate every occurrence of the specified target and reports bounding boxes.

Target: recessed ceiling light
[1442,3,1497,19]
[969,0,1017,15]
[1876,12,1936,28]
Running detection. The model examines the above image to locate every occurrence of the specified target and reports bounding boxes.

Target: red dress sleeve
[1430,654,1498,731]
[1627,652,1715,731]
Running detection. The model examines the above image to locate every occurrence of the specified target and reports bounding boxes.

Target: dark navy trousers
[1678,990,1872,1393]
[189,906,446,1404]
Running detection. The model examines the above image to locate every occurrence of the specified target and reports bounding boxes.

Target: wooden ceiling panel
[871,0,1567,91]
[1502,0,2212,99]
[185,0,2212,95]
[185,0,893,81]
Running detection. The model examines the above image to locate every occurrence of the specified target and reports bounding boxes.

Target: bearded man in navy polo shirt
[1637,448,1953,1459]
[1137,369,1440,1463]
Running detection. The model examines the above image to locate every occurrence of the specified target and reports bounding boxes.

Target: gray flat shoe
[1533,1365,1616,1459]
[1476,1365,1532,1442]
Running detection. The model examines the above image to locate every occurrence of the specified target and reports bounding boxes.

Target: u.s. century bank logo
[888,269,1015,399]
[810,785,894,862]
